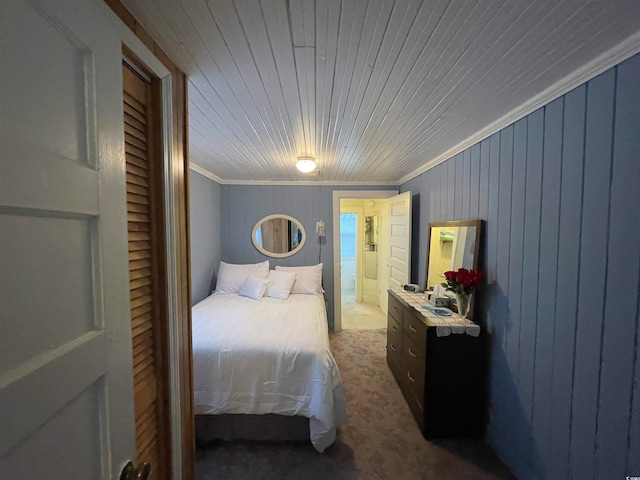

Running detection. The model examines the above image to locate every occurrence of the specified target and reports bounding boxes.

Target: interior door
[1,0,137,477]
[388,191,412,290]
[377,199,390,313]
[123,61,169,479]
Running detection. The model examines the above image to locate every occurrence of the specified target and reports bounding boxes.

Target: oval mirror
[251,214,306,258]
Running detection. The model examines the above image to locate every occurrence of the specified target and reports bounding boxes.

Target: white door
[388,192,412,290]
[377,199,390,313]
[1,0,136,478]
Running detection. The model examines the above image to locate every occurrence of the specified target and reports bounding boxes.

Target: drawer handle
[409,324,417,333]
[390,345,396,352]
[407,371,415,383]
[408,348,416,358]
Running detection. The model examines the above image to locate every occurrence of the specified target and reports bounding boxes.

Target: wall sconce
[296,156,316,173]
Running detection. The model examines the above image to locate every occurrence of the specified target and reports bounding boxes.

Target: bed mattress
[192,292,347,452]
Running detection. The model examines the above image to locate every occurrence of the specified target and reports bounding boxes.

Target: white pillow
[216,260,269,294]
[275,263,324,296]
[238,275,270,300]
[265,270,297,300]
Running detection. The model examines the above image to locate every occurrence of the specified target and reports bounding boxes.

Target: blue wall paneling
[533,96,564,474]
[550,85,585,479]
[597,57,640,478]
[220,184,397,329]
[571,68,615,479]
[189,171,222,305]
[506,118,527,385]
[399,54,640,479]
[518,107,543,456]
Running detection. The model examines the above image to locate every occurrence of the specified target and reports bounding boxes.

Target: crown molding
[220,179,400,186]
[188,162,224,183]
[187,162,399,186]
[397,31,640,185]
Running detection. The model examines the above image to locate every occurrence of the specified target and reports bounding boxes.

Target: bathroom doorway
[339,198,388,330]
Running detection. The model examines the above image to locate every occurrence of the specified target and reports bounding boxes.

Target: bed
[192,289,348,452]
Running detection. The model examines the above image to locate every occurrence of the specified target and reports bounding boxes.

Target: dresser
[387,289,487,439]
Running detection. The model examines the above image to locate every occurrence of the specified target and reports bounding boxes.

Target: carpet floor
[196,329,514,480]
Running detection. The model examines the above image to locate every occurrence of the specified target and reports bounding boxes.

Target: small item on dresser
[427,295,450,307]
[402,283,423,293]
[426,285,449,307]
[422,305,453,316]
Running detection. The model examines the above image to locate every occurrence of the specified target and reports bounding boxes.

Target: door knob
[120,461,151,480]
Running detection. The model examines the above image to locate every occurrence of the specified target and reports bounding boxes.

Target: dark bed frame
[195,414,310,444]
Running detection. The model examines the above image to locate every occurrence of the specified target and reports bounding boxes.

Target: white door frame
[333,190,397,332]
[101,5,183,478]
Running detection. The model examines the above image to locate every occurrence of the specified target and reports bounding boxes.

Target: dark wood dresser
[387,289,487,439]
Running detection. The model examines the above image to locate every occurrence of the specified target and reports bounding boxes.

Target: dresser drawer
[403,388,425,432]
[388,292,403,324]
[387,315,403,367]
[403,338,425,406]
[403,310,427,346]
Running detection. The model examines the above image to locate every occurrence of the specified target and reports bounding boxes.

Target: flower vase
[455,293,472,318]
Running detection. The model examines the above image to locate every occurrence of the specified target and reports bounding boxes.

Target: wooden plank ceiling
[122,0,640,183]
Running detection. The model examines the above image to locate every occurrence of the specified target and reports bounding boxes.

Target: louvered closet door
[123,62,169,480]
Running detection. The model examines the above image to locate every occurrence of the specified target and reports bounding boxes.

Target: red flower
[440,267,484,295]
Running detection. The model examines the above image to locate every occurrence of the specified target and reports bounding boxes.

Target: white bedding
[192,292,348,452]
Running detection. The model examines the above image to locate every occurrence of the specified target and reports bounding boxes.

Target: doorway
[339,200,386,330]
[332,190,398,331]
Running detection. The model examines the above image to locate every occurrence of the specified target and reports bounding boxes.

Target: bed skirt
[195,414,310,443]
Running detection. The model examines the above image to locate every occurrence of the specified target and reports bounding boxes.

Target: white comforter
[192,293,348,452]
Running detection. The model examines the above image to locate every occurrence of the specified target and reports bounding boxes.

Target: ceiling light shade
[296,156,316,173]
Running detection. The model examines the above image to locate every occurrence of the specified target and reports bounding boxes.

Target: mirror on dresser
[424,220,483,319]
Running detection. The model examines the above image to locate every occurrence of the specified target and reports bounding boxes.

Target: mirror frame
[424,219,483,319]
[251,214,307,258]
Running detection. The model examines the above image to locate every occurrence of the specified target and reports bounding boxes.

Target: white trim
[102,3,183,478]
[189,162,400,186]
[189,161,401,186]
[189,162,224,184]
[251,214,307,258]
[332,190,398,332]
[398,30,640,185]
[222,179,400,186]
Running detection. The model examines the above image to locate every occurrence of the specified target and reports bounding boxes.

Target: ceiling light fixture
[296,156,316,173]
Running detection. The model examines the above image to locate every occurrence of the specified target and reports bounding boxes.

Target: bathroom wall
[339,210,357,295]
